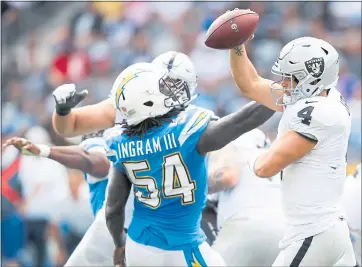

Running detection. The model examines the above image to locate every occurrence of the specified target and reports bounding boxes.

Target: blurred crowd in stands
[1,2,361,266]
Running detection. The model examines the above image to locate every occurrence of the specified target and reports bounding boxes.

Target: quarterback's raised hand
[53,84,88,116]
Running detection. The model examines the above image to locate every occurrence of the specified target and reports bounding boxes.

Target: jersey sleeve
[289,101,337,143]
[104,130,126,173]
[79,137,107,152]
[178,107,216,149]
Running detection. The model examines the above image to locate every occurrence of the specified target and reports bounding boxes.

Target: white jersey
[216,131,284,229]
[277,88,351,248]
[217,164,283,229]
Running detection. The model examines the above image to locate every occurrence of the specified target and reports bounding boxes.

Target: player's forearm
[52,111,77,137]
[252,152,281,178]
[252,130,317,178]
[106,208,126,248]
[207,145,240,193]
[52,108,105,137]
[208,167,239,194]
[198,101,275,153]
[52,100,116,137]
[229,45,261,97]
[49,146,109,177]
[105,169,131,248]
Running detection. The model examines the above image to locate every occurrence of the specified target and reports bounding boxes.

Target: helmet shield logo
[305,57,325,78]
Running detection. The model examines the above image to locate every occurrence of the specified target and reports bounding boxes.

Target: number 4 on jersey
[163,153,196,204]
[298,95,350,126]
[123,153,195,208]
[297,106,314,126]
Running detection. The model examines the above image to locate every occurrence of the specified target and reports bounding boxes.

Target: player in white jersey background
[206,129,285,266]
[342,164,361,266]
[223,31,356,266]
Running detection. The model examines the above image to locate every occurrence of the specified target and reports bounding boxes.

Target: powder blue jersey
[106,106,216,250]
[79,137,108,216]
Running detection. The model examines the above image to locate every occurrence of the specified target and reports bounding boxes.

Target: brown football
[205,9,259,50]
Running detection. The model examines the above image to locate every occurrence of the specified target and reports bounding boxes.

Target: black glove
[52,84,88,116]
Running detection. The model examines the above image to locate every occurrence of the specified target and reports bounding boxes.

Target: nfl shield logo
[305,57,325,78]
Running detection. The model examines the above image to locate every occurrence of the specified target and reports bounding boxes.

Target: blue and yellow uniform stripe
[183,247,208,267]
[187,112,208,133]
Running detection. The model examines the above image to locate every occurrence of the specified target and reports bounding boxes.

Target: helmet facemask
[159,72,191,108]
[152,51,198,107]
[271,68,326,106]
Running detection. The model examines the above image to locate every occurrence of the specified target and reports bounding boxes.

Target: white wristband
[21,144,50,157]
[37,144,51,157]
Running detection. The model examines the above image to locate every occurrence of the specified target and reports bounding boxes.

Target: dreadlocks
[120,107,185,138]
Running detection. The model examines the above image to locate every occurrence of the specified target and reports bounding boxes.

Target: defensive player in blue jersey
[105,62,275,266]
[3,131,115,266]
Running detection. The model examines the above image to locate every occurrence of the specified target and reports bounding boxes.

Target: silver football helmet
[152,51,198,106]
[271,37,339,106]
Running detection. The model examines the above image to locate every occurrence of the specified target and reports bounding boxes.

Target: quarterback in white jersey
[209,129,285,266]
[226,32,356,266]
[342,164,361,266]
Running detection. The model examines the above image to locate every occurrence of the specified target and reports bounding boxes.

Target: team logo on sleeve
[187,112,207,133]
[305,57,325,78]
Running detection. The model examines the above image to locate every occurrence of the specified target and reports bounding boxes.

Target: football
[204,9,259,50]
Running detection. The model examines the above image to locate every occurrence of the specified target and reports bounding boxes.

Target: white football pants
[350,229,361,266]
[272,218,356,267]
[64,207,114,266]
[125,235,226,266]
[212,215,285,266]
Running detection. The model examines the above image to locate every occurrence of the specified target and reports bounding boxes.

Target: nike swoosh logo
[305,101,319,104]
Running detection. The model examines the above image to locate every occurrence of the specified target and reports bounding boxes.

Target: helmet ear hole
[143,101,154,107]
